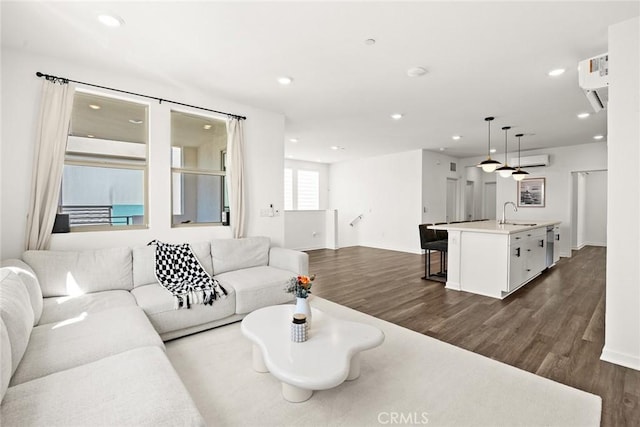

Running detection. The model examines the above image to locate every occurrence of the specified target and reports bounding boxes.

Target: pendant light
[512,133,530,181]
[477,116,502,173]
[496,126,516,178]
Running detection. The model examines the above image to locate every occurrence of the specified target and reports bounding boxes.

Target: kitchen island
[430,220,561,299]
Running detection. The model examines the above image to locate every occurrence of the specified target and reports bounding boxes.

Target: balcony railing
[59,205,137,226]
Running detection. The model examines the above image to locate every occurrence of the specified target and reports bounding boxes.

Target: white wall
[421,151,465,224]
[602,16,640,371]
[460,142,608,258]
[330,150,423,253]
[576,172,588,249]
[463,164,496,220]
[284,210,337,251]
[0,48,285,258]
[584,171,607,246]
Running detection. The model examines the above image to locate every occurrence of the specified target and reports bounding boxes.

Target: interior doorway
[465,181,475,221]
[483,182,496,219]
[446,178,458,222]
[571,170,607,251]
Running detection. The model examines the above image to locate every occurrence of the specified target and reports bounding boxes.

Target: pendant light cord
[502,126,511,165]
[485,116,495,157]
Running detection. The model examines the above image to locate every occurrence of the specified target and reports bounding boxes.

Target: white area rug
[166,297,601,426]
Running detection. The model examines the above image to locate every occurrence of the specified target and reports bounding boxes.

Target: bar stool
[418,223,448,282]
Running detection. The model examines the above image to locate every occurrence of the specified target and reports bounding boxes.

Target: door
[483,182,496,220]
[465,181,475,221]
[446,178,458,222]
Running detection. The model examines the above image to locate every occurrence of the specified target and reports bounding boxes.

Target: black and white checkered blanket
[148,240,227,309]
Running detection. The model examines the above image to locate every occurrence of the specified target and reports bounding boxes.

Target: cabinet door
[523,231,546,281]
[508,244,524,291]
[553,226,561,263]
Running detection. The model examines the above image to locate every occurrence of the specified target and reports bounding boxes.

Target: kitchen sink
[502,222,537,226]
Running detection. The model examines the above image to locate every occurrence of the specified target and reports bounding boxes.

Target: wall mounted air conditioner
[578,53,609,112]
[508,154,550,168]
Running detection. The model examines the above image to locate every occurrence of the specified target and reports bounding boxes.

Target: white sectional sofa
[0,236,307,425]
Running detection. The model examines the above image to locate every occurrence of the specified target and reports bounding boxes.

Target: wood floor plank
[308,245,639,427]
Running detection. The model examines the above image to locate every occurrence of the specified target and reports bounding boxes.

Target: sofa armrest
[268,247,309,276]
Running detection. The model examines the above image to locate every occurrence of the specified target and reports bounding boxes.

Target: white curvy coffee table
[240,304,384,402]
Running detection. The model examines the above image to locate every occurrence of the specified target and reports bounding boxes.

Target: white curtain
[226,117,246,239]
[25,80,75,250]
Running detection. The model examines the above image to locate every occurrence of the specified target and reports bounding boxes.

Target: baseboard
[359,241,423,255]
[585,241,607,247]
[600,347,640,371]
[291,245,336,251]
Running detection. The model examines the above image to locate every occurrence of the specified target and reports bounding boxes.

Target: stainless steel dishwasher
[546,225,554,268]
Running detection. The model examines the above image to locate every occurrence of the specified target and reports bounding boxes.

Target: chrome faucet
[500,201,517,224]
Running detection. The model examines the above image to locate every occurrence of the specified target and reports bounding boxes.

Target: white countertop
[429,219,561,235]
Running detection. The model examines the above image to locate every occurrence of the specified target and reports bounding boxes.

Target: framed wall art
[517,177,545,207]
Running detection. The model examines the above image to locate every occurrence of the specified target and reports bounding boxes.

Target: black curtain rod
[35,72,247,121]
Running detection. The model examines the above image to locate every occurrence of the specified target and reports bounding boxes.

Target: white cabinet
[553,226,561,264]
[435,220,561,299]
[508,233,526,291]
[508,228,546,292]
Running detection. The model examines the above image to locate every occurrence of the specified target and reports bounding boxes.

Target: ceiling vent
[578,53,609,112]
[508,154,549,168]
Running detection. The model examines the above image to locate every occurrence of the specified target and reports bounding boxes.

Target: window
[60,91,148,229]
[171,110,227,226]
[284,168,293,210]
[171,147,183,215]
[297,170,319,210]
[284,168,320,210]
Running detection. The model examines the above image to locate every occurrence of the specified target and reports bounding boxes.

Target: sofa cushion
[1,346,205,426]
[1,259,43,325]
[133,241,213,288]
[23,247,133,297]
[0,319,11,404]
[215,266,295,314]
[10,306,163,386]
[210,236,270,275]
[0,270,34,377]
[131,283,236,336]
[39,290,137,325]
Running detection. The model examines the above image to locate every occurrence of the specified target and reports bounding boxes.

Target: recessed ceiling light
[593,135,604,140]
[277,76,293,85]
[89,104,101,110]
[452,135,462,140]
[407,67,427,77]
[391,113,403,120]
[203,124,212,130]
[287,155,294,158]
[87,134,95,138]
[548,68,566,77]
[577,112,590,119]
[97,13,124,27]
[128,119,143,124]
[490,148,497,154]
[439,147,446,151]
[289,138,298,143]
[330,146,339,150]
[364,38,376,45]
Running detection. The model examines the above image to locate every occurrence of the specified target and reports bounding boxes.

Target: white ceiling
[2,1,639,164]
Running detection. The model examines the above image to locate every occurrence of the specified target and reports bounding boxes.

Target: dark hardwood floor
[307,245,639,427]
